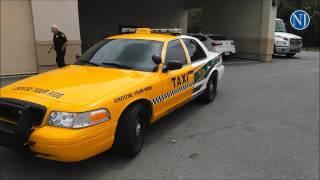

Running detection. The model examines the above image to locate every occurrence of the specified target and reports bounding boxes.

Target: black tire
[199,72,218,103]
[286,53,296,57]
[222,55,230,60]
[113,103,147,157]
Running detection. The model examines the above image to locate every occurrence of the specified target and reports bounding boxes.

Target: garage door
[1,0,38,76]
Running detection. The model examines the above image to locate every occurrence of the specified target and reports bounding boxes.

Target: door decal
[151,82,194,105]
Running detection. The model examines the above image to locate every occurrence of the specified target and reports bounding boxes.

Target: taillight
[211,42,222,46]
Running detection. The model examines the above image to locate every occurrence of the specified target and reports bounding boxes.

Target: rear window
[182,39,206,62]
[209,35,229,40]
[192,35,207,42]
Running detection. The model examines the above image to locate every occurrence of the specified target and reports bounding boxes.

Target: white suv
[190,33,236,59]
[274,18,303,57]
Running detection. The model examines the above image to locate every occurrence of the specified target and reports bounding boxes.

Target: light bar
[152,28,183,35]
[121,28,137,33]
[121,28,183,35]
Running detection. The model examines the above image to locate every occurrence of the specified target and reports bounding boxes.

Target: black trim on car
[0,98,47,149]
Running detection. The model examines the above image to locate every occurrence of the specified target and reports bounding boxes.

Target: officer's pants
[56,49,66,68]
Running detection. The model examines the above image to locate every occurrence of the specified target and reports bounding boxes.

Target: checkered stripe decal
[151,82,194,105]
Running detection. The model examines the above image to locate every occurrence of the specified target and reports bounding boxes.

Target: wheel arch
[118,98,153,126]
[207,68,219,83]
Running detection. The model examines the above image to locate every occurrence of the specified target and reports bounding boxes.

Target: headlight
[275,40,288,46]
[48,109,111,128]
[276,36,289,41]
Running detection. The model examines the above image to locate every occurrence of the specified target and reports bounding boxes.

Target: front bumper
[275,46,301,54]
[0,97,118,162]
[0,99,117,162]
[1,123,116,162]
[1,122,116,162]
[0,98,46,149]
[29,124,115,162]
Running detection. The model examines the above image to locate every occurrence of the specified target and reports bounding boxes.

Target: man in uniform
[48,24,68,68]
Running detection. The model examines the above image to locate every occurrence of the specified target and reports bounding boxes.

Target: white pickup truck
[274,18,303,57]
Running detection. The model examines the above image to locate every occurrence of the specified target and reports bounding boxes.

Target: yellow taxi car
[0,28,224,162]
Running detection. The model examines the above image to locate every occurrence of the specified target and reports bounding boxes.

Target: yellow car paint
[109,32,175,42]
[0,29,223,162]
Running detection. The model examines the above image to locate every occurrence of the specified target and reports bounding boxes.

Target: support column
[258,0,277,61]
[201,0,277,61]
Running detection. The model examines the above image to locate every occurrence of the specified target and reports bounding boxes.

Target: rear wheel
[286,53,296,57]
[222,55,231,60]
[199,72,218,103]
[113,103,147,157]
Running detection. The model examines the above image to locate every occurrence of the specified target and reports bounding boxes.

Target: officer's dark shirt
[53,31,67,51]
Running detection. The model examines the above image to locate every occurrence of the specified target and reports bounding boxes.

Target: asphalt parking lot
[0,51,319,180]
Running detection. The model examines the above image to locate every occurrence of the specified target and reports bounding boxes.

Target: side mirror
[163,61,183,72]
[152,55,162,65]
[75,53,81,60]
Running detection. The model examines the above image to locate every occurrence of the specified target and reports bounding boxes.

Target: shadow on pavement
[272,54,300,60]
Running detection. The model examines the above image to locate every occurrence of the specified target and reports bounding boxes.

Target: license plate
[224,52,230,56]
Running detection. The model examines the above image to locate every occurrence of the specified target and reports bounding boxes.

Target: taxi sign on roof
[136,28,152,34]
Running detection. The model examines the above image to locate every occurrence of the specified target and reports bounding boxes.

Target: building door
[1,0,38,76]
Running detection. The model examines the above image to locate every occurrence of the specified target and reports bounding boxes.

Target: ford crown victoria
[0,28,224,162]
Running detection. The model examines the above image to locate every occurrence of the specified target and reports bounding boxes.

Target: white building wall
[31,0,81,65]
[31,0,81,41]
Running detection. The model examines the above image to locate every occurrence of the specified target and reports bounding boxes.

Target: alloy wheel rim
[136,121,141,137]
[209,81,214,92]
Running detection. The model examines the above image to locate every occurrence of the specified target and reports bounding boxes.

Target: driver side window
[166,40,187,65]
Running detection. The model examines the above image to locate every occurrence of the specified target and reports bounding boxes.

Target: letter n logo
[290,10,310,30]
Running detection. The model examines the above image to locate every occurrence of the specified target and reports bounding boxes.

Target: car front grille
[0,98,46,127]
[290,39,302,46]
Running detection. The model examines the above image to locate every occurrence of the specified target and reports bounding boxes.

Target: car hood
[274,32,302,39]
[1,65,154,106]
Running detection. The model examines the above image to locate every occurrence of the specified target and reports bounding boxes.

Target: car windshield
[77,39,163,72]
[275,20,286,32]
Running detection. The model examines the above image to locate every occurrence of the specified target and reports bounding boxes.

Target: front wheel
[199,72,218,103]
[286,53,296,57]
[113,103,147,157]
